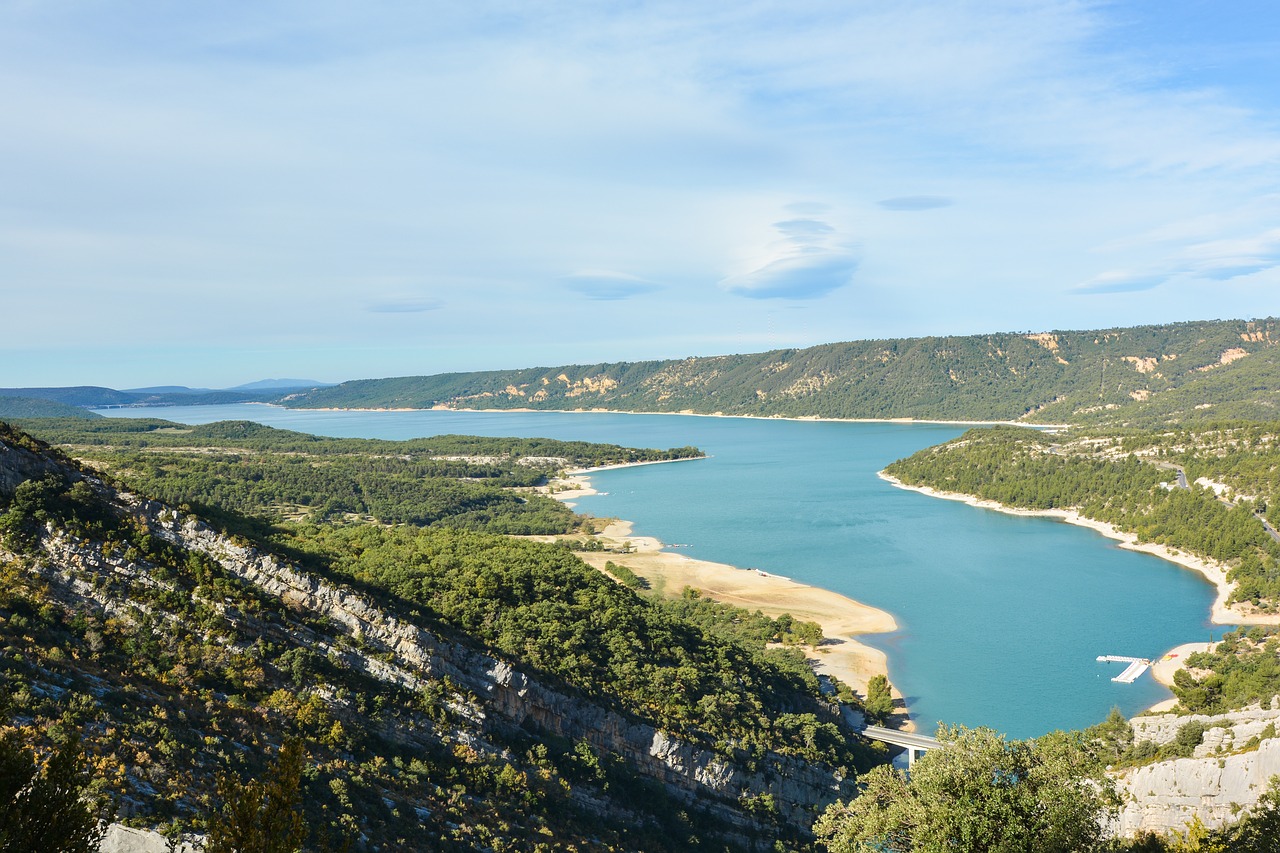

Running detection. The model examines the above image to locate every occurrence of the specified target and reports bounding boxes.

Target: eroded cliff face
[1,434,855,841]
[1113,706,1280,834]
[123,495,853,827]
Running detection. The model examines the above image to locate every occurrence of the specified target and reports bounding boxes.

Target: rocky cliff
[1114,705,1280,834]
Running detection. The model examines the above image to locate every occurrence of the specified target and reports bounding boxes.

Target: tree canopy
[814,725,1115,853]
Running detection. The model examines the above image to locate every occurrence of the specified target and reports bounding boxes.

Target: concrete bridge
[860,724,941,767]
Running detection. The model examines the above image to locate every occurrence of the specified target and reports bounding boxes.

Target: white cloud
[723,251,858,300]
[723,211,858,300]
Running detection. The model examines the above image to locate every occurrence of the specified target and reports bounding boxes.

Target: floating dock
[1097,655,1152,683]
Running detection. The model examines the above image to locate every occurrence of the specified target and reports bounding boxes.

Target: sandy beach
[878,472,1280,627]
[1144,642,1216,712]
[542,473,909,725]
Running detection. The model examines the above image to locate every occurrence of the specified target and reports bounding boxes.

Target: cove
[93,404,1219,738]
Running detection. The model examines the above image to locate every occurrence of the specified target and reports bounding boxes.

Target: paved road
[1152,461,1189,489]
[1256,511,1280,544]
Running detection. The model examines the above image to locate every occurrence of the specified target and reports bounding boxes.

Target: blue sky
[3,1,1279,388]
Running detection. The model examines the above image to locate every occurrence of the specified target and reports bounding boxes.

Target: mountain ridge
[9,318,1278,427]
[275,317,1280,426]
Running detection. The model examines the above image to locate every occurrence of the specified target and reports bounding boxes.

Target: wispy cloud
[772,218,835,241]
[1074,270,1170,295]
[723,252,858,300]
[563,271,662,301]
[878,196,953,211]
[366,296,444,313]
[2,2,1279,384]
[1182,228,1280,281]
[723,211,857,300]
[1077,226,1280,294]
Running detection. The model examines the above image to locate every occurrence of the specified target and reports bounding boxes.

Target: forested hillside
[14,417,700,537]
[0,421,875,851]
[278,318,1280,426]
[884,422,1280,613]
[0,395,102,420]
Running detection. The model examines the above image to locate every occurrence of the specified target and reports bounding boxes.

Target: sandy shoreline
[1143,642,1216,713]
[544,469,909,727]
[878,472,1280,627]
[275,401,1068,429]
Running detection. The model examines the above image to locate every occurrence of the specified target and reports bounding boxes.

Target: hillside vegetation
[884,422,1280,613]
[0,395,102,420]
[0,421,875,850]
[277,318,1280,427]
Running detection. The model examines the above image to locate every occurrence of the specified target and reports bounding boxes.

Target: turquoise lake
[93,404,1221,739]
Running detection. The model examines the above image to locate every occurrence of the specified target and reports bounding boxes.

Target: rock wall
[1114,739,1280,834]
[99,824,199,853]
[123,496,852,827]
[1114,706,1280,834]
[1131,705,1280,757]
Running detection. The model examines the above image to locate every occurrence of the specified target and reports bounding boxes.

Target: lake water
[92,404,1220,738]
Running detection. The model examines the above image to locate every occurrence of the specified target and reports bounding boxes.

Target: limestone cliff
[1114,706,1280,834]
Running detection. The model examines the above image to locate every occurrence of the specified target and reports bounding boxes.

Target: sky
[3,1,1280,389]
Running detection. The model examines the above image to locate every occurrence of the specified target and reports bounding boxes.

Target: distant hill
[0,395,101,420]
[228,377,332,391]
[0,385,138,407]
[279,317,1280,427]
[122,385,215,394]
[0,385,282,409]
[12,318,1278,425]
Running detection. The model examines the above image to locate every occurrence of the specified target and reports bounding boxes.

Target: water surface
[93,405,1219,738]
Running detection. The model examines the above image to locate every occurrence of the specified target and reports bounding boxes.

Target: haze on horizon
[3,1,1279,390]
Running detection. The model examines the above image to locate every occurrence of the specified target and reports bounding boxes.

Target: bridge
[860,724,941,767]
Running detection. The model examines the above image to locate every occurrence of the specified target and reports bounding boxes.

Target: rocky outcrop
[1113,739,1280,834]
[99,825,199,853]
[1113,706,1280,834]
[0,428,82,498]
[115,494,851,828]
[1131,706,1280,756]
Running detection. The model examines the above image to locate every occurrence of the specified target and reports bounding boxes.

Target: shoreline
[1144,642,1216,714]
[545,467,911,728]
[251,401,1069,430]
[877,472,1280,628]
[567,455,709,475]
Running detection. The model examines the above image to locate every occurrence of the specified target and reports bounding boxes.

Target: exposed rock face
[118,495,851,828]
[1131,706,1280,756]
[1113,739,1280,834]
[1113,706,1280,834]
[0,430,81,498]
[99,825,199,853]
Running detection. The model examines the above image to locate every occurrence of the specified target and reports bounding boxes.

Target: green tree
[205,740,307,853]
[815,725,1115,853]
[863,674,894,723]
[0,727,109,853]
